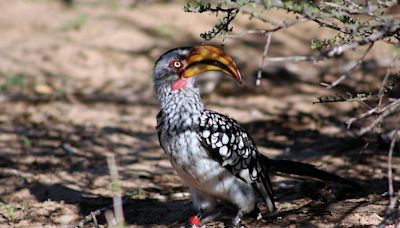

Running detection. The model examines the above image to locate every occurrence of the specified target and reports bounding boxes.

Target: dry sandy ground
[0,0,399,227]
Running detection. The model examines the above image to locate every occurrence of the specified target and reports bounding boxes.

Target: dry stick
[105,210,116,227]
[358,99,400,136]
[265,55,319,62]
[256,33,272,86]
[346,105,379,129]
[387,130,398,208]
[320,43,374,89]
[378,129,400,227]
[0,168,36,182]
[107,155,125,228]
[91,211,99,228]
[347,98,400,130]
[74,198,128,228]
[75,207,104,228]
[75,155,127,228]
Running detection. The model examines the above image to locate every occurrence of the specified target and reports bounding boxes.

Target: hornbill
[153,45,356,226]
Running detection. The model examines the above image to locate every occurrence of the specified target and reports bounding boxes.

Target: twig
[105,210,116,227]
[324,2,372,16]
[302,10,351,34]
[265,55,321,62]
[107,155,125,228]
[222,29,271,39]
[241,8,281,26]
[256,33,272,86]
[223,18,307,39]
[74,198,129,228]
[75,155,126,228]
[0,168,36,182]
[91,211,99,228]
[75,206,106,228]
[358,99,400,136]
[265,24,400,63]
[346,105,379,129]
[387,130,397,208]
[320,43,374,89]
[378,129,400,227]
[324,25,399,57]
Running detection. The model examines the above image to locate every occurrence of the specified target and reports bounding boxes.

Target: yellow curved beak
[182,45,242,84]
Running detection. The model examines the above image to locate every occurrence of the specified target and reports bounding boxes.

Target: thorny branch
[186,0,400,135]
[186,1,400,224]
[264,24,400,63]
[314,73,400,106]
[185,0,400,66]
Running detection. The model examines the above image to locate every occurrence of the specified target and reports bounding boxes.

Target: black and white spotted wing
[197,109,276,212]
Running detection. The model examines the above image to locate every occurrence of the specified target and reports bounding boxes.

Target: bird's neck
[156,84,204,118]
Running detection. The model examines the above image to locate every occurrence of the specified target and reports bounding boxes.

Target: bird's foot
[185,208,225,227]
[186,215,201,228]
[231,210,244,227]
[185,209,204,228]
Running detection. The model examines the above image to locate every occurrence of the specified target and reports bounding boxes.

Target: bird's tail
[263,157,359,187]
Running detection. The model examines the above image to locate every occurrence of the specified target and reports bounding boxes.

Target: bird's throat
[171,78,188,90]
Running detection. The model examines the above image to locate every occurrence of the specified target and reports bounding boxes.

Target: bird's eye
[173,61,182,68]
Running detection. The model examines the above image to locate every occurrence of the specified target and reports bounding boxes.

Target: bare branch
[358,99,400,136]
[266,23,399,64]
[265,55,320,62]
[107,155,125,228]
[320,43,374,88]
[256,33,272,86]
[387,130,397,207]
[378,129,400,227]
[223,18,308,39]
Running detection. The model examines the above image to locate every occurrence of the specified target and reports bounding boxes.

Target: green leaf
[311,39,322,50]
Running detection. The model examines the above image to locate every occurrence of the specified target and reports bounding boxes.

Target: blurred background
[0,0,399,227]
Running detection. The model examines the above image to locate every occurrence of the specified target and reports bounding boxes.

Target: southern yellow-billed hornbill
[153,45,355,226]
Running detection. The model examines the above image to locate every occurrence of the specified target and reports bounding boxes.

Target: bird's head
[153,45,242,92]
